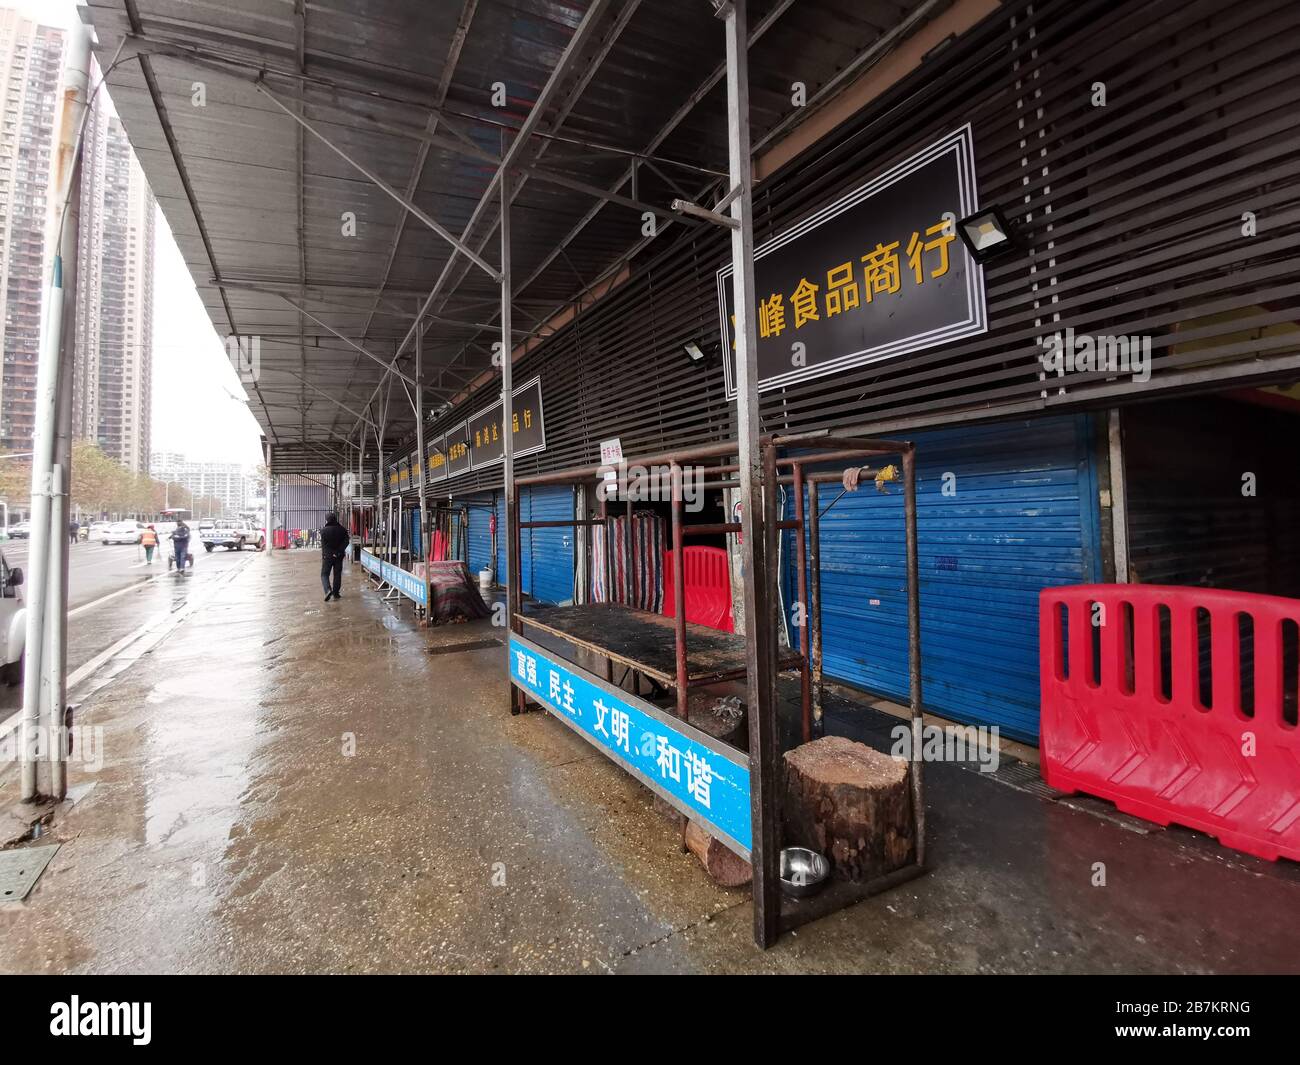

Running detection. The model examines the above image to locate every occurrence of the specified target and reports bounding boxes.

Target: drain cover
[0,843,61,902]
[988,758,1060,800]
[426,638,502,656]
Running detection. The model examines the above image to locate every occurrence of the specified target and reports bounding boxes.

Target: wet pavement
[0,547,254,722]
[1,550,1297,973]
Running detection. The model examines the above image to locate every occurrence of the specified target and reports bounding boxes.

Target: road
[0,538,261,718]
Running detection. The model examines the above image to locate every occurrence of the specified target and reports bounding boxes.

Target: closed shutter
[465,499,495,576]
[523,486,575,605]
[789,414,1101,742]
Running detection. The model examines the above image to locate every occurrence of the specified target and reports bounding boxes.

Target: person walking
[141,524,158,565]
[68,519,79,546]
[170,520,192,574]
[320,512,350,602]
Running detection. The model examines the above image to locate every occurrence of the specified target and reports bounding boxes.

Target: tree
[0,452,31,516]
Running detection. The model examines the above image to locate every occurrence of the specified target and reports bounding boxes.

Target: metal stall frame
[365,493,434,626]
[506,430,924,947]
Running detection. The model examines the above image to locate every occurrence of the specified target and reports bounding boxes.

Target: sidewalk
[1,550,1297,973]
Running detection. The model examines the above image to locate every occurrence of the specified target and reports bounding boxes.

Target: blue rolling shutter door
[466,500,495,576]
[523,486,575,605]
[794,414,1101,743]
[496,494,507,588]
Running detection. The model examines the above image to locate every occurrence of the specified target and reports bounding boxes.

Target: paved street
[0,540,261,721]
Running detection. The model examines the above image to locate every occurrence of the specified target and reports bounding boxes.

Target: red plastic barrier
[663,546,734,633]
[273,529,290,549]
[1040,584,1300,862]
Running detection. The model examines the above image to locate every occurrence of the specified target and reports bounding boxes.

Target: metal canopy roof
[87,0,939,473]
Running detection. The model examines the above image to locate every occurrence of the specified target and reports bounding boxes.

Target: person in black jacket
[320,512,350,602]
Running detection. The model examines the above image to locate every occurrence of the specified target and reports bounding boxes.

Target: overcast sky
[25,0,264,467]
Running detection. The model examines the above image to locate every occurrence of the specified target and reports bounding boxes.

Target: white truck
[200,518,265,553]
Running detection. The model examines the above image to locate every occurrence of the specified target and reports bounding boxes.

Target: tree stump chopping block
[685,820,752,887]
[782,736,914,882]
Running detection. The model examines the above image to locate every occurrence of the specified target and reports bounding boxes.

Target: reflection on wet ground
[1,551,1297,974]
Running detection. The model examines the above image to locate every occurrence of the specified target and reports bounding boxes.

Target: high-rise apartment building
[0,11,64,452]
[75,92,154,472]
[150,451,247,515]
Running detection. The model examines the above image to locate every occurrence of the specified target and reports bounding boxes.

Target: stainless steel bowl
[779,846,830,898]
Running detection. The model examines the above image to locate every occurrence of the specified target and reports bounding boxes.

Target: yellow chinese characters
[906,220,955,284]
[744,217,957,339]
[758,293,786,338]
[791,278,819,329]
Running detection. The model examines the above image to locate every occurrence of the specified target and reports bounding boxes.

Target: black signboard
[468,401,505,467]
[426,435,448,483]
[510,376,546,459]
[464,375,546,469]
[446,422,471,477]
[719,125,985,396]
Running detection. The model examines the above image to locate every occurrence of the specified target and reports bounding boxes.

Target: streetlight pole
[22,17,92,801]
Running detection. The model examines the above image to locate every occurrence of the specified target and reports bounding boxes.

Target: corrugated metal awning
[86,0,942,473]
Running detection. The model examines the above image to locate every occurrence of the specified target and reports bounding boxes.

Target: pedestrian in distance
[141,524,158,565]
[170,520,193,574]
[68,519,78,546]
[320,512,350,602]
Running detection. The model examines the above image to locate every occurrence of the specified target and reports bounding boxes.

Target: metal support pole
[902,449,926,867]
[722,0,779,949]
[22,19,91,801]
[265,442,274,552]
[793,462,811,743]
[671,462,688,720]
[807,479,824,733]
[502,167,522,714]
[415,305,428,570]
[1108,408,1129,583]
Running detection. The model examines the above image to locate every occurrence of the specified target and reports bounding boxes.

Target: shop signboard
[508,634,752,858]
[466,375,546,469]
[398,456,410,492]
[445,422,471,478]
[426,436,448,483]
[719,124,986,396]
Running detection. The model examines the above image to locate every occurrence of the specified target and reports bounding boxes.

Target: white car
[0,549,24,686]
[86,520,113,542]
[102,520,146,545]
[201,518,264,552]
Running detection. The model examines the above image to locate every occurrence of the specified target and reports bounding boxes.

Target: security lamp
[956,206,1017,263]
[684,341,706,362]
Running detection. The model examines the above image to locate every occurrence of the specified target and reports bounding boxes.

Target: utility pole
[22,17,93,801]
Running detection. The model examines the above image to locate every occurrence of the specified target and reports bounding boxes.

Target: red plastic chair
[663,546,734,633]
